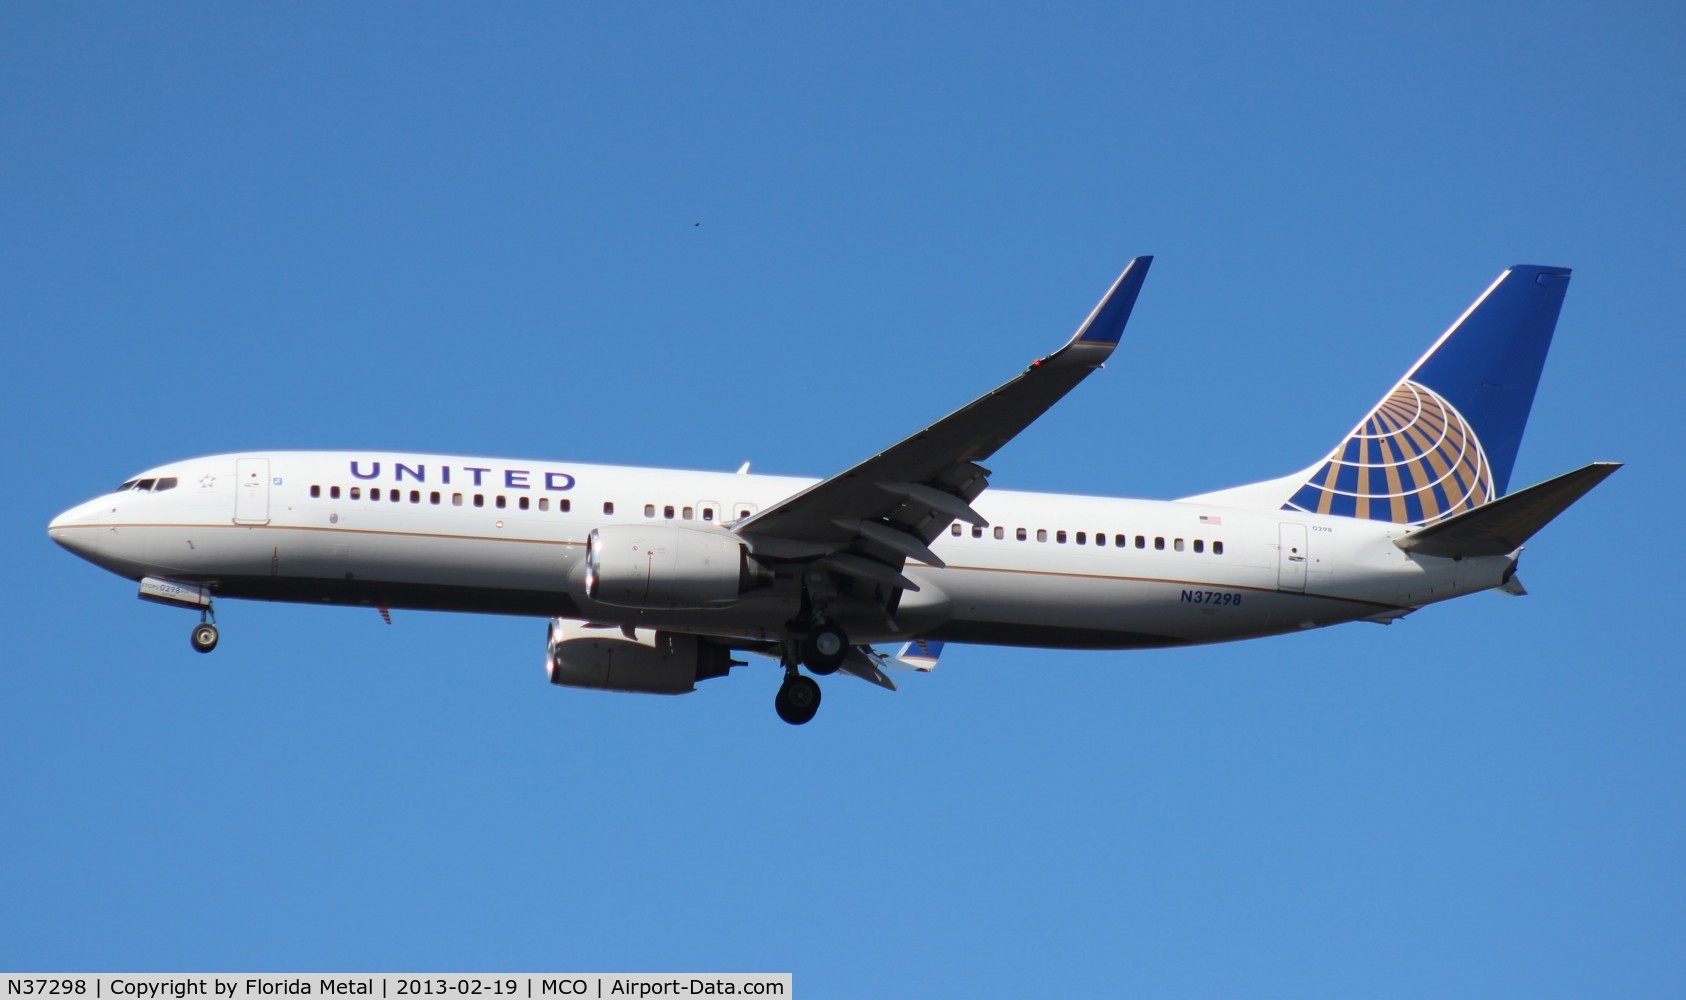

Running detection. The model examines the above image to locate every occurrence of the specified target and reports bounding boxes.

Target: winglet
[1070,256,1153,346]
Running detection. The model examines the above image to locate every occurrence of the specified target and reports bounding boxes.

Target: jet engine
[544,619,736,695]
[584,525,768,609]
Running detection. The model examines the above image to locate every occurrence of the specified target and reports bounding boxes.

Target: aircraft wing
[733,257,1152,592]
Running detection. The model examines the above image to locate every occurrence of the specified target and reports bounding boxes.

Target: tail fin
[1263,265,1570,525]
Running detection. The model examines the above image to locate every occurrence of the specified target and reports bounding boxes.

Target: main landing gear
[801,623,848,675]
[775,674,821,725]
[773,621,850,726]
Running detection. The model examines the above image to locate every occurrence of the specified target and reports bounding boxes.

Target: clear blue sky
[4,3,1683,995]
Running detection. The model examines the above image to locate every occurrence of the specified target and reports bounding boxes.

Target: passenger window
[410,490,421,503]
[1016,528,1027,541]
[1194,539,1204,554]
[330,486,341,500]
[473,495,485,508]
[452,493,463,506]
[430,491,441,505]
[1037,529,1048,542]
[350,487,361,500]
[1096,533,1106,547]
[739,508,752,518]
[518,497,529,511]
[972,525,983,538]
[1056,530,1067,544]
[1214,541,1225,555]
[1135,535,1145,549]
[311,485,321,499]
[1076,532,1086,545]
[495,496,507,509]
[951,524,962,536]
[664,505,675,519]
[703,508,715,522]
[1116,534,1128,547]
[560,499,571,513]
[644,504,656,518]
[389,489,400,502]
[604,502,615,515]
[1174,538,1184,552]
[682,506,694,520]
[539,498,550,511]
[1154,537,1165,550]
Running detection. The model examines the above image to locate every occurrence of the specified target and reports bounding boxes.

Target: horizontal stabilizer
[838,647,898,691]
[1395,462,1620,558]
[895,639,945,671]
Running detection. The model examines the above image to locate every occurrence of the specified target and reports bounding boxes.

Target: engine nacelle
[544,619,733,695]
[584,524,761,610]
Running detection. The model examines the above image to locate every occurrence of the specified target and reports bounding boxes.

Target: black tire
[190,623,219,654]
[801,624,848,675]
[774,675,822,725]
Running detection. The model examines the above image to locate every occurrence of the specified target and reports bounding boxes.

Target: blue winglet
[1072,256,1153,345]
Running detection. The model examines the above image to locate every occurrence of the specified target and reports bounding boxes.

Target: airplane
[48,258,1619,724]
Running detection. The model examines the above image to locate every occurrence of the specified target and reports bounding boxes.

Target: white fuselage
[48,451,1515,649]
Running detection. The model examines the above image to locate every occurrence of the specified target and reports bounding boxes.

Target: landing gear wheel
[775,675,822,725]
[190,623,220,654]
[801,623,848,675]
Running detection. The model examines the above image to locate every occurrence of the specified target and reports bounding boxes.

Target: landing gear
[190,622,219,654]
[801,622,849,675]
[769,614,847,724]
[189,601,219,654]
[775,674,822,726]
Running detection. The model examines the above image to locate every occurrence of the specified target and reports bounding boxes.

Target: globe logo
[1284,380,1493,525]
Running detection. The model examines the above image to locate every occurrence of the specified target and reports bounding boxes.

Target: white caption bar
[2,976,790,1000]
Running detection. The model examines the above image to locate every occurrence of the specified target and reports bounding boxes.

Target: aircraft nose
[48,505,102,559]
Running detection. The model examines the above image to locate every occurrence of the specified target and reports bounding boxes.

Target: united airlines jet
[49,259,1617,724]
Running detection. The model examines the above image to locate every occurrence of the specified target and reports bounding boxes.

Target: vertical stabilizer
[1276,265,1570,525]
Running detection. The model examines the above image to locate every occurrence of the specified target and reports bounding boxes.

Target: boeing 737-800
[49,258,1617,724]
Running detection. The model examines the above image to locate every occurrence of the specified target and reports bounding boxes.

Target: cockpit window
[153,477,178,492]
[117,480,139,492]
[135,478,157,492]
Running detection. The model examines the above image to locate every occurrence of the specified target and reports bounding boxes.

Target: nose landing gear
[189,602,218,654]
[190,622,220,653]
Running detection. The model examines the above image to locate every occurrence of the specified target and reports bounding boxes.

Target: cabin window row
[309,484,575,512]
[638,503,757,522]
[948,522,1224,555]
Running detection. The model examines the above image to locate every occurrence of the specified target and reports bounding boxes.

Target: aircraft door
[235,458,271,525]
[1278,522,1308,591]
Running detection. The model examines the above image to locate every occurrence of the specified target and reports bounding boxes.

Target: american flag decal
[1200,514,1222,526]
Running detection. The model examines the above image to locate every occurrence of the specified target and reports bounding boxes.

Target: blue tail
[1282,265,1571,525]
